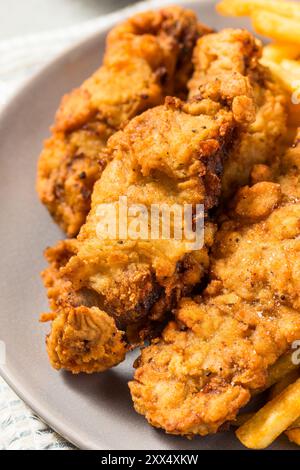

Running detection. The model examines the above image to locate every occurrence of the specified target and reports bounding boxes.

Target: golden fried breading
[41,98,232,373]
[40,240,128,372]
[40,28,261,374]
[188,29,288,198]
[129,135,300,436]
[37,7,205,236]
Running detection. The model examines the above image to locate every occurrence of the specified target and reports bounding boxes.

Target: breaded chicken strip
[37,7,206,236]
[129,134,300,436]
[40,29,260,374]
[188,29,288,198]
[41,99,233,373]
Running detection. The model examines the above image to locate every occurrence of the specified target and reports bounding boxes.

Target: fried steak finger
[37,6,205,236]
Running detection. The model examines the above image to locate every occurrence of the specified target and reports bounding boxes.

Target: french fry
[232,401,300,430]
[217,0,300,20]
[232,371,300,431]
[286,428,300,445]
[260,58,293,91]
[268,370,300,445]
[260,57,300,104]
[216,0,254,17]
[265,351,300,389]
[270,370,300,446]
[269,369,299,399]
[252,10,300,45]
[236,378,300,449]
[262,43,300,63]
[287,417,300,430]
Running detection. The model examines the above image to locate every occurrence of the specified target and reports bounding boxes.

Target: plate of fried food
[1,0,300,450]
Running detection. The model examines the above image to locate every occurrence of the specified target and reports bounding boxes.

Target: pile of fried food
[36,1,300,449]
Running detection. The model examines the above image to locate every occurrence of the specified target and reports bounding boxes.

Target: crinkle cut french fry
[263,43,300,63]
[236,378,300,449]
[217,0,300,20]
[252,10,300,45]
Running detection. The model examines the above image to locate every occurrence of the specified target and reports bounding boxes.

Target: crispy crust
[45,305,126,374]
[36,7,205,236]
[188,28,288,199]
